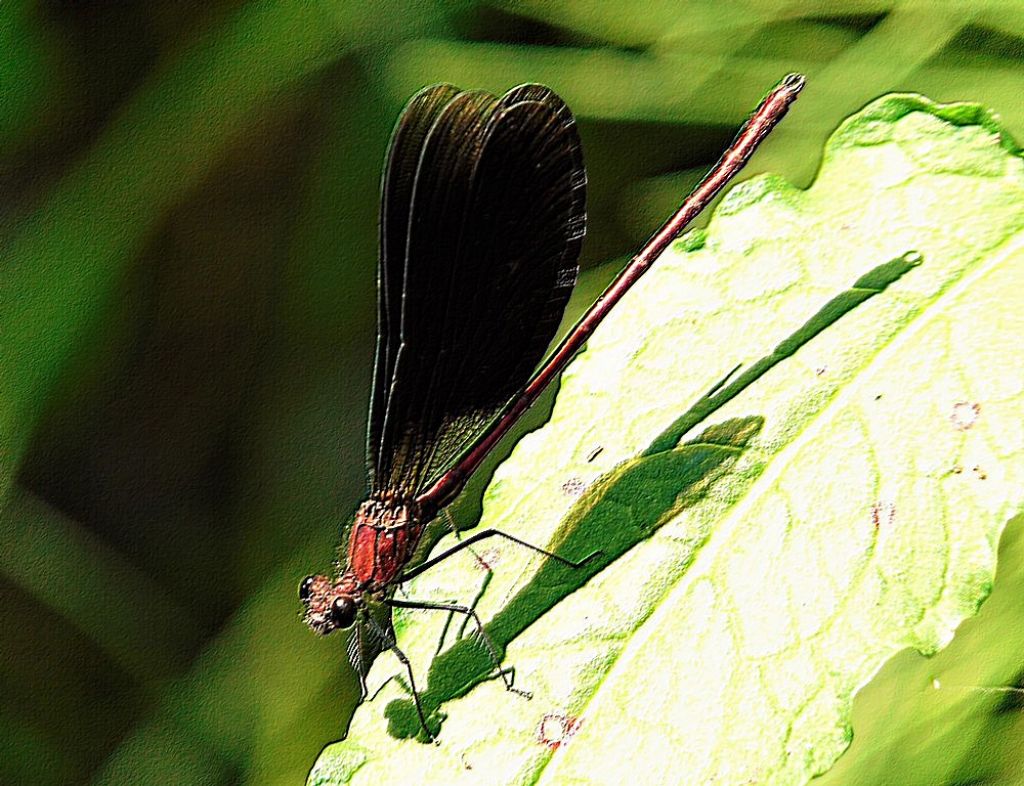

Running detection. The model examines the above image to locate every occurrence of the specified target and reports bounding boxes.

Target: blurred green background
[1,2,1022,785]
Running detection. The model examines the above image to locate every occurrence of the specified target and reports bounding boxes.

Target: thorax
[346,495,425,590]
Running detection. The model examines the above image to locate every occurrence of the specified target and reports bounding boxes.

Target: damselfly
[300,74,805,740]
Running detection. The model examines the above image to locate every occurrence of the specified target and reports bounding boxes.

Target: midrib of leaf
[532,231,1023,784]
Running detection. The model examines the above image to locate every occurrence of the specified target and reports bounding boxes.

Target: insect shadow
[383,251,922,739]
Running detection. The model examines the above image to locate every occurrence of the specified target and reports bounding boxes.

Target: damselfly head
[300,573,361,635]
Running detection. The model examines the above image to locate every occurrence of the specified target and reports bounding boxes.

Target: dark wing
[367,84,586,496]
[369,84,462,485]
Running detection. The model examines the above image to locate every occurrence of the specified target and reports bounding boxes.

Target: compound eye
[298,575,316,602]
[330,597,358,629]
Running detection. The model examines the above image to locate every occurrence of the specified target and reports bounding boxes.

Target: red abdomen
[347,497,423,590]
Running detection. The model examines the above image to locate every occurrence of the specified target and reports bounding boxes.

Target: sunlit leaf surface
[310,94,1024,785]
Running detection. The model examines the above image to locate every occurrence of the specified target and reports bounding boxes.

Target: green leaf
[309,93,1024,784]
